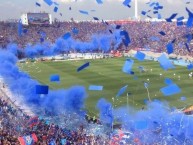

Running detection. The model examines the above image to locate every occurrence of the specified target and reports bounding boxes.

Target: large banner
[134,47,161,53]
[18,133,38,145]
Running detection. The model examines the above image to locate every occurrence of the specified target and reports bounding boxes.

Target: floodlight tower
[135,0,138,20]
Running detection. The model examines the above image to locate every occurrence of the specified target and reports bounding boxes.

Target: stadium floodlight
[135,0,138,20]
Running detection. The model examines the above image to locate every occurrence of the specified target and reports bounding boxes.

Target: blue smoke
[113,101,193,144]
[0,30,124,118]
[0,49,87,117]
[96,98,113,125]
[1,30,193,143]
[21,30,123,58]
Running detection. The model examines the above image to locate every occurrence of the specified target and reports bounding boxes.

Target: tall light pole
[135,0,138,20]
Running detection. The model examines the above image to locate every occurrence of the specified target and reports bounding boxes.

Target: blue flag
[50,74,60,82]
[135,51,145,61]
[63,32,71,40]
[36,85,49,94]
[96,0,103,4]
[116,85,128,97]
[44,0,53,6]
[160,84,181,96]
[18,20,23,37]
[77,62,90,72]
[89,85,103,91]
[48,140,56,145]
[157,54,175,70]
[61,139,66,145]
[79,10,89,15]
[122,59,134,74]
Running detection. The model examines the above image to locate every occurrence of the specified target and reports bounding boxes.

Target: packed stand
[0,21,193,56]
[0,94,110,144]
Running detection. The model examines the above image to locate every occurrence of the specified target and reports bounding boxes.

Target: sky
[0,0,192,21]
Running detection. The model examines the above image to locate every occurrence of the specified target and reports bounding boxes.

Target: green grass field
[18,57,193,116]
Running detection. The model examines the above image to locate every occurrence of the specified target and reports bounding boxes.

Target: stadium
[1,0,193,144]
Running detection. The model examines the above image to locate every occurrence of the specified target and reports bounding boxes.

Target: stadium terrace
[1,0,193,144]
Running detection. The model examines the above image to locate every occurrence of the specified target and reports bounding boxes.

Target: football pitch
[18,57,193,116]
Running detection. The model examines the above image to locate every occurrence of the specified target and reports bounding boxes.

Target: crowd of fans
[0,82,111,144]
[0,98,110,145]
[0,95,24,144]
[0,20,193,56]
[0,20,193,144]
